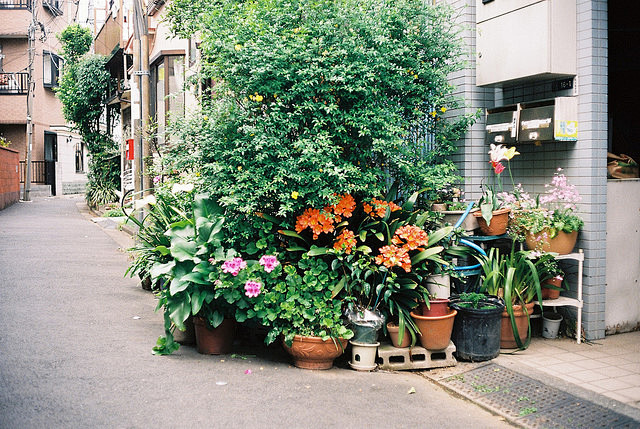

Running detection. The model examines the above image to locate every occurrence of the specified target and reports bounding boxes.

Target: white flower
[134,194,156,210]
[171,183,195,193]
[488,144,508,163]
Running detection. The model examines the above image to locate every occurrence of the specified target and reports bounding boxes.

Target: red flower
[490,161,505,175]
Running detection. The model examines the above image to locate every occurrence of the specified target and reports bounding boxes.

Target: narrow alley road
[0,196,513,428]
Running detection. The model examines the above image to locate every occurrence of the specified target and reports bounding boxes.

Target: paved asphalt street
[0,195,514,428]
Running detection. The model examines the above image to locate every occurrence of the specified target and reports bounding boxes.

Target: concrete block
[377,341,456,371]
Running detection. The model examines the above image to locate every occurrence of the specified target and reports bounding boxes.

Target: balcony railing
[0,0,31,9]
[0,73,29,95]
[19,161,46,184]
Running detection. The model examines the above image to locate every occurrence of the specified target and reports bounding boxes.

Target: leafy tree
[166,0,475,224]
[57,24,93,63]
[56,26,119,204]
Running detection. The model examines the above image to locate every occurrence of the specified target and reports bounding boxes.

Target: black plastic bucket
[449,296,504,362]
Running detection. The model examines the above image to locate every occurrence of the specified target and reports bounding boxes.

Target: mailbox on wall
[518,97,578,143]
[485,104,519,145]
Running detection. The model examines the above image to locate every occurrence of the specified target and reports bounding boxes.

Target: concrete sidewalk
[0,195,511,429]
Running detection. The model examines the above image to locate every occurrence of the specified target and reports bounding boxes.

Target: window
[151,55,185,146]
[75,142,85,173]
[43,0,62,15]
[43,51,62,88]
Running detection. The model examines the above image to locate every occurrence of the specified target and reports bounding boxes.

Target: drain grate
[440,363,640,429]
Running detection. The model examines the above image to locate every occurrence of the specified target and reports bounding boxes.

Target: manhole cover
[440,363,640,429]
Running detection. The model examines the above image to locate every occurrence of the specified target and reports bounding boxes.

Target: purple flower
[244,280,262,298]
[259,255,280,273]
[222,257,247,276]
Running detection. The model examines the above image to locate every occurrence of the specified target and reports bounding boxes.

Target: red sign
[127,139,134,160]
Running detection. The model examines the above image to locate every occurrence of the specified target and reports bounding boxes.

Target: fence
[0,73,29,94]
[19,161,46,184]
[0,0,31,9]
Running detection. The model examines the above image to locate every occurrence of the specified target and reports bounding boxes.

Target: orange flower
[333,229,357,254]
[375,245,412,272]
[392,225,429,251]
[364,198,401,218]
[331,194,356,220]
[295,208,335,239]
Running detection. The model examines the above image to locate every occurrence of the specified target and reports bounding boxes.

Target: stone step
[377,341,456,371]
[19,184,51,198]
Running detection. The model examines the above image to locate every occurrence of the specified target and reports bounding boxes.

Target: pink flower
[222,257,247,276]
[153,175,161,184]
[259,255,280,273]
[244,280,262,298]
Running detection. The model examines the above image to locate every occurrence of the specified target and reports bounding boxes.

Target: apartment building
[93,0,197,195]
[0,0,87,197]
[447,0,639,340]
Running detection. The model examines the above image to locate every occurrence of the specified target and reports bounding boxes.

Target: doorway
[44,131,57,196]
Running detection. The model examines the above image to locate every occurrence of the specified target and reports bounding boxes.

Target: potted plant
[473,144,519,235]
[280,190,461,353]
[252,253,353,370]
[449,292,505,361]
[508,169,584,254]
[476,245,552,350]
[538,257,564,300]
[148,194,260,355]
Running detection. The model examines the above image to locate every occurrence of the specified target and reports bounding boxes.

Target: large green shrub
[166,0,475,223]
[57,26,120,199]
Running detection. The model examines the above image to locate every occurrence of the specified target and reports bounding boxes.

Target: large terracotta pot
[387,322,411,348]
[410,308,457,350]
[193,317,236,355]
[500,302,535,349]
[419,298,450,317]
[525,230,578,254]
[473,208,510,236]
[541,277,562,300]
[282,335,348,370]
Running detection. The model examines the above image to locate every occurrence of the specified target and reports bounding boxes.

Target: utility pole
[132,0,150,199]
[23,4,37,202]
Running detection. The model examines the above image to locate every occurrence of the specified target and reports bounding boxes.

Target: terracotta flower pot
[541,277,562,300]
[500,302,535,349]
[282,335,348,370]
[419,298,450,317]
[410,308,457,350]
[473,208,510,236]
[387,322,411,348]
[525,230,578,255]
[193,317,236,355]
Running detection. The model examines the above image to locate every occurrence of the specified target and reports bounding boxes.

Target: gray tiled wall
[447,0,607,340]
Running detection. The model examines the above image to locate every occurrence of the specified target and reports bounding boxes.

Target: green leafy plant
[453,292,501,310]
[280,191,453,345]
[57,25,120,200]
[164,0,476,230]
[507,170,584,247]
[476,245,554,349]
[85,179,117,208]
[252,254,353,347]
[148,194,229,354]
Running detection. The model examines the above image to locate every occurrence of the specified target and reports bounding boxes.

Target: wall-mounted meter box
[518,97,578,143]
[485,104,519,145]
[476,0,576,87]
